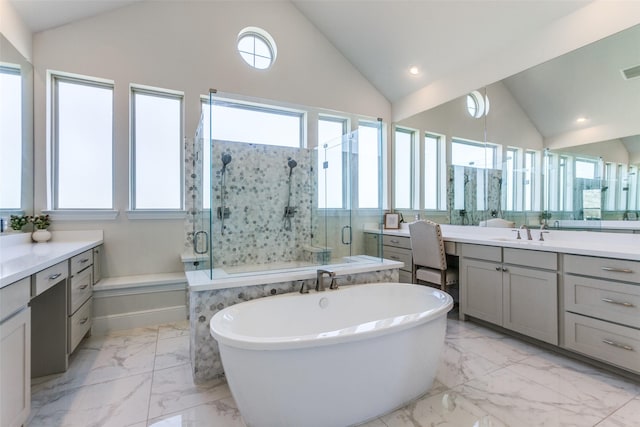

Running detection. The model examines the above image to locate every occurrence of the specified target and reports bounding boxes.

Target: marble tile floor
[27,315,640,427]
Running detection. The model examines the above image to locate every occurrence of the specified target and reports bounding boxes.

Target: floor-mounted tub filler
[210,282,453,427]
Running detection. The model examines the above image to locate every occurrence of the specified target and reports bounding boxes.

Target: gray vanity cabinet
[563,254,640,373]
[0,277,31,427]
[460,244,559,345]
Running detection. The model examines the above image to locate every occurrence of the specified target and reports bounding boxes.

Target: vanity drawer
[383,246,412,271]
[70,249,93,276]
[564,254,640,283]
[564,275,640,329]
[383,235,412,250]
[564,312,640,374]
[68,298,92,353]
[461,244,501,262]
[0,277,30,320]
[69,267,92,315]
[34,261,68,296]
[504,248,557,270]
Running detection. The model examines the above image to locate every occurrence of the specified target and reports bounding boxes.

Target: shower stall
[184,91,384,279]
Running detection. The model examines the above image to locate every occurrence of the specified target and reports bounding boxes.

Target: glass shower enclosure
[185,91,384,279]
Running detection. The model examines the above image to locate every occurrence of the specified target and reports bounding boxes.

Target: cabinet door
[0,307,31,427]
[460,258,503,325]
[363,233,381,257]
[503,266,558,345]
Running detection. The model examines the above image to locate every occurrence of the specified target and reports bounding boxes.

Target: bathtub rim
[186,255,403,291]
[210,283,453,351]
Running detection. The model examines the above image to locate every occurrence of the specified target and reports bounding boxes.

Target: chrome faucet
[520,224,533,240]
[316,269,336,292]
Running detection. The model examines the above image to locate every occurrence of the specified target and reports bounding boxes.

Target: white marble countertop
[0,230,103,288]
[366,223,640,261]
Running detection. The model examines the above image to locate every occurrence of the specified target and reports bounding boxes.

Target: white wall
[397,81,542,152]
[0,0,32,61]
[32,1,390,277]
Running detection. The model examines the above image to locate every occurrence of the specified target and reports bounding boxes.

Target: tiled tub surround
[188,265,400,383]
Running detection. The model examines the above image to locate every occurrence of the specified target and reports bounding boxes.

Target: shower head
[287,158,297,177]
[221,153,232,172]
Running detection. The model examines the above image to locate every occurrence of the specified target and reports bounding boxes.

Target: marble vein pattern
[189,269,399,383]
[29,313,640,427]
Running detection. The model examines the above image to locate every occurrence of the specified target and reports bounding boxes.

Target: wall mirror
[0,33,34,223]
[395,23,640,231]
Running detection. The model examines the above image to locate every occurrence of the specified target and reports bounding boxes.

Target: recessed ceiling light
[576,117,587,123]
[409,66,419,75]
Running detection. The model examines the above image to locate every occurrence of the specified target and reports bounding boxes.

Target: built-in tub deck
[186,255,403,382]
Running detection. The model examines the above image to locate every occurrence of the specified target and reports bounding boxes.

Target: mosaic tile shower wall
[448,166,503,225]
[206,140,313,268]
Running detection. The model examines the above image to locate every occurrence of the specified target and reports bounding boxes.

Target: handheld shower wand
[283,158,298,231]
[219,153,232,235]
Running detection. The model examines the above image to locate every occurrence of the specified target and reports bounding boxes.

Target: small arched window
[237,27,277,70]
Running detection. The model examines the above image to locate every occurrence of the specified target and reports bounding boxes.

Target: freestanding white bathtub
[210,282,453,427]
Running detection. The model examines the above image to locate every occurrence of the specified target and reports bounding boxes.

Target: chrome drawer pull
[601,298,635,308]
[80,258,90,264]
[602,339,634,351]
[79,317,89,325]
[390,255,400,260]
[601,267,633,273]
[48,273,62,280]
[390,239,399,244]
[79,284,89,290]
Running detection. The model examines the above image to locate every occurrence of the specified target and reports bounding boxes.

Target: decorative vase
[32,228,52,243]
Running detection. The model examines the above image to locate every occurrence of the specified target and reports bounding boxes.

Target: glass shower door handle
[194,230,209,254]
[341,225,352,245]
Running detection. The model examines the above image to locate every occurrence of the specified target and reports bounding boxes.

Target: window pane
[452,140,485,168]
[56,79,113,209]
[134,91,182,209]
[211,103,302,148]
[575,159,596,179]
[524,151,534,211]
[424,135,439,209]
[504,149,516,211]
[0,68,22,209]
[318,118,345,209]
[394,129,412,209]
[357,123,380,208]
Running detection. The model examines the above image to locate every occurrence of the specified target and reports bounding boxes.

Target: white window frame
[423,132,446,211]
[46,71,117,220]
[318,115,349,210]
[0,65,22,211]
[128,85,185,219]
[393,126,416,210]
[356,120,384,210]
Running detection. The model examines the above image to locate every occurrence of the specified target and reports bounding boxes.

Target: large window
[452,138,497,169]
[131,87,183,210]
[318,116,348,209]
[394,128,414,209]
[0,66,22,209]
[357,121,382,209]
[206,100,304,148]
[523,150,535,211]
[52,74,113,209]
[504,148,517,211]
[424,133,445,210]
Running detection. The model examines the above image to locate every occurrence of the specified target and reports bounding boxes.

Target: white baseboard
[92,305,187,335]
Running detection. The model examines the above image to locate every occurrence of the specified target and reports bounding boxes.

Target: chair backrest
[408,220,446,271]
